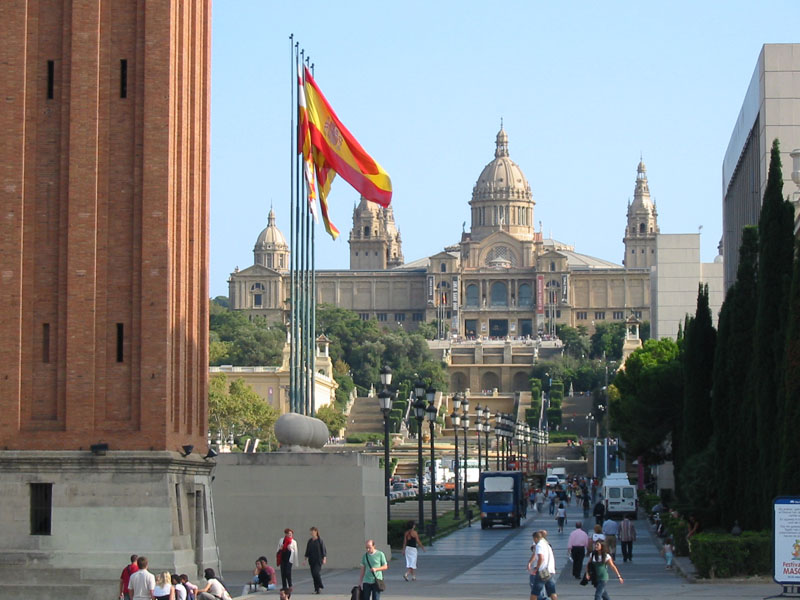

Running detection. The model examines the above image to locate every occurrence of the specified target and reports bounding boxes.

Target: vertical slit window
[202,488,209,533]
[47,61,54,99]
[30,483,52,535]
[116,323,124,362]
[175,483,184,535]
[120,59,128,98]
[42,323,50,363]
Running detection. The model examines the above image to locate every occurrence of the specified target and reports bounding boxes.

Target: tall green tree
[711,226,758,528]
[681,284,716,460]
[779,240,800,496]
[753,139,795,521]
[590,322,626,360]
[208,374,279,446]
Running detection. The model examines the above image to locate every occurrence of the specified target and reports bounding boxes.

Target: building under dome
[228,127,654,390]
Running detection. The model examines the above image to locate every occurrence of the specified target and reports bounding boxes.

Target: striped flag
[297,66,319,223]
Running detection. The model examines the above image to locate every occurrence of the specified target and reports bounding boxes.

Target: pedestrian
[154,571,175,600]
[401,520,426,581]
[179,575,197,600]
[119,554,139,600]
[618,514,637,562]
[593,499,605,526]
[171,575,187,600]
[276,528,298,590]
[196,568,227,600]
[359,539,388,600]
[527,530,558,600]
[128,557,155,600]
[602,516,619,560]
[556,501,567,533]
[585,540,623,600]
[686,515,700,551]
[548,489,557,514]
[582,494,591,519]
[304,527,327,594]
[591,524,606,545]
[662,537,674,570]
[567,521,590,579]
[536,490,545,514]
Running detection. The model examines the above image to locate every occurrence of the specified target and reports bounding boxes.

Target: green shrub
[660,512,690,556]
[387,519,407,548]
[638,492,661,513]
[690,531,770,578]
[345,432,384,444]
[547,432,578,443]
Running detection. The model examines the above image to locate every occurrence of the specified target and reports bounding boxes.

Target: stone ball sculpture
[274,412,329,450]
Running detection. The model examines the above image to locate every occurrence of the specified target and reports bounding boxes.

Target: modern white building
[650,234,724,340]
[722,43,800,290]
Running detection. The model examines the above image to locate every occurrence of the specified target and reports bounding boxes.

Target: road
[232,500,780,600]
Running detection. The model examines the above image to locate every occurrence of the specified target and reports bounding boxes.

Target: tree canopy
[208,374,279,447]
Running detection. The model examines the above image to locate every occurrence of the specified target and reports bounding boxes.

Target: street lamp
[451,392,462,519]
[425,385,437,535]
[475,404,483,478]
[461,403,470,519]
[494,414,502,470]
[483,411,492,471]
[413,377,427,534]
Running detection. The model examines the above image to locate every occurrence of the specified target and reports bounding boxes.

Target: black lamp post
[475,404,483,479]
[461,394,470,518]
[483,410,492,471]
[378,379,393,522]
[494,414,502,470]
[413,378,427,534]
[451,392,462,519]
[425,385,437,535]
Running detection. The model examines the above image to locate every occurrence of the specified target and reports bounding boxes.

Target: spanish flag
[302,66,392,208]
[297,66,319,223]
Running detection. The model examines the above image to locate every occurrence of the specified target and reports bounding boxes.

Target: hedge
[547,432,578,443]
[659,512,690,556]
[690,531,770,578]
[638,492,661,513]
[346,432,384,444]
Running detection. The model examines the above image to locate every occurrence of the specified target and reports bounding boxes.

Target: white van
[602,474,637,517]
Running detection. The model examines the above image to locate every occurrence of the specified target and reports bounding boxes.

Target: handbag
[539,566,551,581]
[364,552,386,591]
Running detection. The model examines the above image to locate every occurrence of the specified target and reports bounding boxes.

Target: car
[545,475,559,488]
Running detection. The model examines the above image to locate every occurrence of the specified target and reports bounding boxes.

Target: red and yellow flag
[302,66,392,208]
[297,66,319,224]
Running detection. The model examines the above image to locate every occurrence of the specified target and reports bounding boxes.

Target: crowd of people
[119,555,217,600]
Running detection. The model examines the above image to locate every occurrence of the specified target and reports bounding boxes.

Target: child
[662,537,674,570]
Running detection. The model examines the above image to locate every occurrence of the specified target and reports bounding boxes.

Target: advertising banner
[536,275,544,315]
[774,497,800,583]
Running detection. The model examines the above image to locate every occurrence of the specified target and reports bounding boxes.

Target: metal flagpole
[309,60,317,416]
[289,35,296,414]
[293,42,302,413]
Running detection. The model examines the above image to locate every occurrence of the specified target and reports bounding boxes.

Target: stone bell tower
[623,159,659,268]
[0,2,218,598]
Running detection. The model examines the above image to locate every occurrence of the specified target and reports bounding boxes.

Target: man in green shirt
[359,539,388,600]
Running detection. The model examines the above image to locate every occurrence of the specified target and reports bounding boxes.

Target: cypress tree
[779,241,800,495]
[681,285,716,465]
[713,227,758,528]
[753,139,795,525]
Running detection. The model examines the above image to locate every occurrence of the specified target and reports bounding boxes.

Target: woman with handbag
[359,539,388,600]
[276,528,298,591]
[584,540,623,600]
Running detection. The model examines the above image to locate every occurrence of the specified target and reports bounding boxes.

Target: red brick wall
[0,0,210,452]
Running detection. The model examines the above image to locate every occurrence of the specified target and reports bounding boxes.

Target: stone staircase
[344,395,385,436]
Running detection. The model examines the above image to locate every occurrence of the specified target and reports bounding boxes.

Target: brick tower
[0,2,218,597]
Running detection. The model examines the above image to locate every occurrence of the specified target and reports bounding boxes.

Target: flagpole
[304,55,313,417]
[296,46,305,414]
[289,34,296,414]
[310,61,317,417]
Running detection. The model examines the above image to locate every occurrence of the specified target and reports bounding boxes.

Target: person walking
[662,537,674,570]
[567,521,590,579]
[536,490,545,514]
[359,539,388,600]
[528,530,558,600]
[585,541,623,600]
[618,514,637,562]
[593,499,605,527]
[277,528,298,591]
[602,516,619,560]
[556,502,567,533]
[401,521,426,581]
[128,557,156,600]
[119,554,139,600]
[304,527,327,594]
[582,494,591,519]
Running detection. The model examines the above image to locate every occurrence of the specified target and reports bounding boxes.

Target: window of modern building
[465,284,479,307]
[377,313,387,321]
[490,281,507,306]
[518,283,533,307]
[30,483,52,535]
[613,311,624,320]
[594,311,605,320]
[395,313,406,322]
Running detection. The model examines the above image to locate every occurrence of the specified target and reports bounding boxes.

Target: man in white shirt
[128,556,155,600]
[527,531,557,600]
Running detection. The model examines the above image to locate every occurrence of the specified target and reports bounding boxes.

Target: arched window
[639,222,645,234]
[490,282,508,306]
[466,284,479,307]
[364,226,370,237]
[518,283,533,307]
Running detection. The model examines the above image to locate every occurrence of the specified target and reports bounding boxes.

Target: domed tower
[348,195,404,269]
[469,126,535,242]
[254,208,289,271]
[623,159,659,268]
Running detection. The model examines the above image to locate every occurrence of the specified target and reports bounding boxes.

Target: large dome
[254,208,288,251]
[472,127,532,202]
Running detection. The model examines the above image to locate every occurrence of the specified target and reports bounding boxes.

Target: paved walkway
[230,500,780,600]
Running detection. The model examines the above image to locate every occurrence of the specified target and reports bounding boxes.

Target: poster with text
[774,497,800,584]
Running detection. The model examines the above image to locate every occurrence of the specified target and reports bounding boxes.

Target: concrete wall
[213,452,389,571]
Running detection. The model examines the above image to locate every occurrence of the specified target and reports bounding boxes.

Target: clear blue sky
[210,0,799,298]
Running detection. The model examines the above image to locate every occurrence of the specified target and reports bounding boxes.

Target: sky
[210,0,800,299]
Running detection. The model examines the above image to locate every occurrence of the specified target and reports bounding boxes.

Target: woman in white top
[171,574,187,600]
[196,568,226,600]
[153,572,174,600]
[277,528,299,590]
[556,502,567,532]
